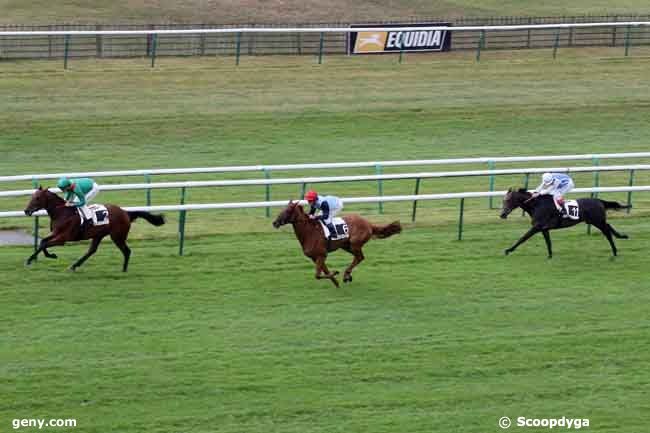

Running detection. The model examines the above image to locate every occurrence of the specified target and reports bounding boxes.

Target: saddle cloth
[320,217,349,240]
[563,200,580,220]
[77,204,110,226]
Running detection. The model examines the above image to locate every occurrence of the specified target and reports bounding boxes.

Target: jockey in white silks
[532,172,575,217]
[304,190,343,239]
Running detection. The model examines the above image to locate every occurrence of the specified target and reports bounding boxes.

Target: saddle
[77,204,110,226]
[320,217,349,240]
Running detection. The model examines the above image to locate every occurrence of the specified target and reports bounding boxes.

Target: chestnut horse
[24,187,165,271]
[272,201,401,287]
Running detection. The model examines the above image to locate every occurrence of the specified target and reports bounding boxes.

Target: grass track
[1,220,649,432]
[2,48,650,432]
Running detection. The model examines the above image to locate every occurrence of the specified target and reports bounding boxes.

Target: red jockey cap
[304,190,318,201]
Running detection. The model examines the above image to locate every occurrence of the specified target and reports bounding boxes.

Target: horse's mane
[46,189,64,202]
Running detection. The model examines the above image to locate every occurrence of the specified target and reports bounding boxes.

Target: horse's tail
[127,211,166,226]
[371,221,402,239]
[599,200,631,211]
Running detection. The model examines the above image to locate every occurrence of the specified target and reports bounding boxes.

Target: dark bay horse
[272,201,402,287]
[24,187,165,271]
[500,188,629,257]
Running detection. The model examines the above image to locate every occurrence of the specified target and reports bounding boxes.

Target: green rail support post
[624,26,631,57]
[375,164,384,214]
[626,169,635,214]
[487,160,495,208]
[522,173,530,216]
[411,178,421,223]
[587,158,600,235]
[300,183,307,199]
[591,157,600,199]
[150,34,158,68]
[296,33,302,55]
[526,17,532,48]
[611,17,618,47]
[264,169,271,217]
[235,32,242,65]
[32,178,40,255]
[144,174,152,206]
[63,35,70,69]
[457,198,465,241]
[552,29,561,59]
[398,48,404,64]
[476,30,485,63]
[568,27,574,47]
[178,187,187,256]
[318,32,325,64]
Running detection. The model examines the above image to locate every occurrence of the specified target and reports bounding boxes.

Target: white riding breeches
[75,183,100,220]
[322,202,343,225]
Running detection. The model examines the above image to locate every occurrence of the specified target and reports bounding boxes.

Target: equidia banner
[348,23,452,54]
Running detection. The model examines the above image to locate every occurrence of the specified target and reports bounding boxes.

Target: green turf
[1,220,649,433]
[2,49,650,432]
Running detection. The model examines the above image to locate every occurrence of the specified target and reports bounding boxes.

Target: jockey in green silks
[57,177,100,233]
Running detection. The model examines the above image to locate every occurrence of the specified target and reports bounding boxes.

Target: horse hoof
[344,275,352,283]
[46,254,58,259]
[25,260,32,267]
[504,249,511,256]
[332,279,340,288]
[332,271,339,277]
[68,266,76,272]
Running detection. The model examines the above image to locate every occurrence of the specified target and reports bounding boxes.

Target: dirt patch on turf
[0,230,34,246]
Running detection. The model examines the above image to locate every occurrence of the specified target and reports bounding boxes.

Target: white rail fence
[3,153,650,215]
[1,164,648,198]
[3,152,650,183]
[1,22,649,66]
[2,186,647,255]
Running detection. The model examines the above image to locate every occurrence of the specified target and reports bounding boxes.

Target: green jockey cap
[57,177,72,189]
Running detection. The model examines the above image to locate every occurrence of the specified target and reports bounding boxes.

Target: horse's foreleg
[70,236,104,271]
[505,226,540,256]
[26,235,64,266]
[42,248,58,259]
[314,256,339,288]
[542,230,553,259]
[343,247,365,283]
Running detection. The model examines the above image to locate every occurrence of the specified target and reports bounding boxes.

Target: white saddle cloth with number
[563,200,580,220]
[77,204,110,226]
[320,217,349,240]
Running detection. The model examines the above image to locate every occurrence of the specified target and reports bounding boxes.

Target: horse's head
[272,200,303,228]
[500,188,532,219]
[24,186,49,216]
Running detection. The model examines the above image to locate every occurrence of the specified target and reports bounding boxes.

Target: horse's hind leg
[111,232,131,272]
[343,245,365,283]
[70,236,104,271]
[593,223,618,256]
[542,230,553,259]
[608,224,628,239]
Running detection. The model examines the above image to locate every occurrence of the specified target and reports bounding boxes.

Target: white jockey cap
[542,172,554,184]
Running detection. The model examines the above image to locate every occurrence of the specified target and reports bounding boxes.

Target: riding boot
[327,223,337,239]
[79,217,90,239]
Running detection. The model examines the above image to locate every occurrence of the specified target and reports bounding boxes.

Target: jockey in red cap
[304,190,343,240]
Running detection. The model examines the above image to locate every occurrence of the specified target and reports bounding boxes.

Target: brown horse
[272,201,401,287]
[24,187,165,272]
